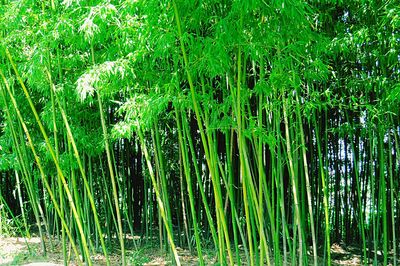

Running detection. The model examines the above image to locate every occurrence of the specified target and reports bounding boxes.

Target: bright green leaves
[187,37,231,78]
[79,2,118,43]
[0,0,399,265]
[76,58,132,100]
[0,137,18,171]
[387,83,400,104]
[113,90,171,137]
[79,16,100,42]
[305,58,329,82]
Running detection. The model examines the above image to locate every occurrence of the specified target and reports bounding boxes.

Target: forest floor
[0,236,396,265]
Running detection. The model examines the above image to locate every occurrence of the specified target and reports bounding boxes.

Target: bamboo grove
[0,0,399,265]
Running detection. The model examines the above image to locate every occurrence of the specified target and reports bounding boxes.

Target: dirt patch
[0,237,212,265]
[0,237,63,265]
[0,237,115,265]
[1,238,398,265]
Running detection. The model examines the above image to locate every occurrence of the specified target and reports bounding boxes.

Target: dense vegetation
[0,0,399,265]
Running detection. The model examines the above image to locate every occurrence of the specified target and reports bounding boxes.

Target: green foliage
[128,249,152,266]
[0,0,399,265]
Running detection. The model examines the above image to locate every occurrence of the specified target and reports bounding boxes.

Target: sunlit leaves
[1,1,399,264]
[79,17,100,41]
[114,91,171,135]
[76,58,133,101]
[387,83,400,103]
[187,36,230,78]
[79,2,117,40]
[305,58,329,82]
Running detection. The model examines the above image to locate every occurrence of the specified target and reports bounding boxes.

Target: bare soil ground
[0,237,397,265]
[0,237,212,265]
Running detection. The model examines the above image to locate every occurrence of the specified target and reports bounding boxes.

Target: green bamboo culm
[0,69,84,266]
[45,68,110,266]
[5,50,92,264]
